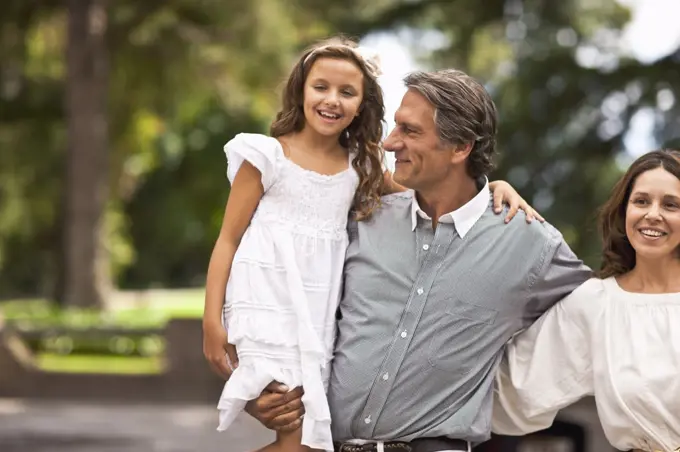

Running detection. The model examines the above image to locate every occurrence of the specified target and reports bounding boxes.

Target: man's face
[383,89,461,192]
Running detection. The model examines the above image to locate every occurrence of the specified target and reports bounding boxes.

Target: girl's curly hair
[270,36,386,221]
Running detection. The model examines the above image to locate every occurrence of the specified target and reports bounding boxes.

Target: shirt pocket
[427,299,498,375]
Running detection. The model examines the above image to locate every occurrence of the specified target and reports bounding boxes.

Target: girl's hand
[203,320,239,380]
[382,170,407,195]
[489,180,545,224]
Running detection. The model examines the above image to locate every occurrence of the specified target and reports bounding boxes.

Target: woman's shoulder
[574,276,608,295]
[560,277,609,319]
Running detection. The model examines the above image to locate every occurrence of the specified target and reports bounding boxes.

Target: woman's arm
[492,280,600,435]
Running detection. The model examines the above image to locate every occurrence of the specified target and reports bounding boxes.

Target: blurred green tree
[0,0,336,303]
[1,0,679,302]
[323,0,680,269]
[62,0,110,308]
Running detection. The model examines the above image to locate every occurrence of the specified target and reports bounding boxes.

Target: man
[242,69,592,452]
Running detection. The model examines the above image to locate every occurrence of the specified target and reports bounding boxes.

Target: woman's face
[625,167,680,260]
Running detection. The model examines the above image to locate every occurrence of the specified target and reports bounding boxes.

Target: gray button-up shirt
[327,187,592,444]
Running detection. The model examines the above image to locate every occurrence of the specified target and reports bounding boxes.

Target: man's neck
[416,174,480,229]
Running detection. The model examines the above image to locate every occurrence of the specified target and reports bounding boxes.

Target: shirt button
[364,416,371,424]
[382,373,389,381]
[400,331,407,338]
[422,244,429,250]
[417,288,424,295]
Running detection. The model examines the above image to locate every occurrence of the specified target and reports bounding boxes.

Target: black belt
[334,437,468,452]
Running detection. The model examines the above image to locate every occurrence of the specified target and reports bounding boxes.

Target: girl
[493,149,680,452]
[203,37,534,452]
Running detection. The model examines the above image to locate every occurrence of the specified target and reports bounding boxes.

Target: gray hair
[404,69,498,178]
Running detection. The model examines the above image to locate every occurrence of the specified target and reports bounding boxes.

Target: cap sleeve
[224,133,281,191]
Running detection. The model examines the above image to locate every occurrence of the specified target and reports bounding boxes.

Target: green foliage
[38,354,163,374]
[0,289,204,328]
[0,289,202,364]
[120,103,264,288]
[324,0,680,269]
[0,0,337,297]
[1,0,679,297]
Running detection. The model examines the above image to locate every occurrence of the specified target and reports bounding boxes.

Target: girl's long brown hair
[597,149,680,278]
[270,36,385,221]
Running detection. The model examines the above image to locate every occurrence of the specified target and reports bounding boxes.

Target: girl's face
[625,166,680,261]
[302,57,364,139]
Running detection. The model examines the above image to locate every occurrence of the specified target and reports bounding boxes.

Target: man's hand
[203,320,238,380]
[245,382,305,432]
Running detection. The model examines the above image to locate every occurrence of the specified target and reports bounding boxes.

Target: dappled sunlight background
[1,0,679,450]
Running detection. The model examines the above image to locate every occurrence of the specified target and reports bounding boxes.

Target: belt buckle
[337,441,413,452]
[338,443,376,452]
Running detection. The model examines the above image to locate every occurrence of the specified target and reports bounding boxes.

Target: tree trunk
[60,0,110,308]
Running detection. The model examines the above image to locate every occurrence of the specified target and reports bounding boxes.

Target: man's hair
[404,69,497,178]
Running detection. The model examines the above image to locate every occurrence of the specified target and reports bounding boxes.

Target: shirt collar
[410,177,490,238]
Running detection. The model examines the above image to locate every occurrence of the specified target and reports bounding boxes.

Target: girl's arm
[203,161,264,380]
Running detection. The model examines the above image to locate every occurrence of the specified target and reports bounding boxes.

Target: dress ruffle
[217,356,333,451]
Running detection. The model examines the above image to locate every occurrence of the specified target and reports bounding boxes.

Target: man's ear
[451,142,473,164]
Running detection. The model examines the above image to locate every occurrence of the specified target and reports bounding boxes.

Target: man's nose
[383,129,402,153]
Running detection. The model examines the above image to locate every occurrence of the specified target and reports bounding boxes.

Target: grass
[37,353,164,374]
[0,288,205,330]
[0,288,204,375]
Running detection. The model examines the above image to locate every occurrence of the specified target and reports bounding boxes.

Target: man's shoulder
[353,191,413,221]
[379,190,414,207]
[481,206,564,244]
[348,191,412,235]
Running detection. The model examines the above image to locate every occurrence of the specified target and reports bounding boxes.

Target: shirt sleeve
[492,278,603,435]
[224,133,280,191]
[522,229,593,328]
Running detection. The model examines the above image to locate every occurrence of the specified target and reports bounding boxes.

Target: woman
[493,149,680,452]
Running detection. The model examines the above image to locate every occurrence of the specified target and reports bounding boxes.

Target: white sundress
[216,133,359,451]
